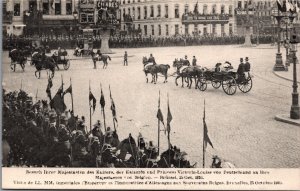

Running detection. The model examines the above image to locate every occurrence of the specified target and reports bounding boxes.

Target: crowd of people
[2,34,274,50]
[2,88,193,168]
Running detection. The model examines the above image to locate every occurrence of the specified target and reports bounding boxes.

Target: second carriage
[197,64,253,95]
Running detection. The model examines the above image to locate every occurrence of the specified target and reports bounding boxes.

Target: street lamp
[289,30,300,119]
[273,10,285,71]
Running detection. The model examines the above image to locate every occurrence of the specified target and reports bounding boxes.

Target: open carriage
[52,51,71,70]
[197,64,253,95]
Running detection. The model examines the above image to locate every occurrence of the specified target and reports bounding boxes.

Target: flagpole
[203,99,205,168]
[157,91,161,156]
[109,85,116,132]
[20,79,23,91]
[89,80,92,133]
[167,93,170,166]
[70,77,74,114]
[101,83,107,132]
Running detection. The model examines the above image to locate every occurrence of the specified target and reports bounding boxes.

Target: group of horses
[142,57,235,90]
[8,48,112,78]
[143,57,204,88]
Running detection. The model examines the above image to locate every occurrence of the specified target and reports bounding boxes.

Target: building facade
[119,0,235,37]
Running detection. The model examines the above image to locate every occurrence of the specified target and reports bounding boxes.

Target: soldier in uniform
[192,56,197,66]
[124,51,128,66]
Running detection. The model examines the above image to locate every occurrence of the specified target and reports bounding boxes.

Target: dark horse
[173,59,203,89]
[9,49,27,72]
[31,52,56,79]
[142,57,170,84]
[90,52,111,69]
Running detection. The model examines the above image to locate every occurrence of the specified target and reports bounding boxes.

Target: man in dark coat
[237,58,245,82]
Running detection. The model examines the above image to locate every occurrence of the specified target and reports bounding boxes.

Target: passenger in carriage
[184,55,190,66]
[214,63,222,72]
[244,57,251,79]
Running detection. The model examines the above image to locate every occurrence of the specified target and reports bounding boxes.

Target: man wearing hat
[237,58,245,82]
[92,120,103,142]
[148,53,156,65]
[192,56,197,66]
[184,55,190,66]
[244,57,251,78]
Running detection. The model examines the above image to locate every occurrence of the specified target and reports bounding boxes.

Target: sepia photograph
[1,0,300,190]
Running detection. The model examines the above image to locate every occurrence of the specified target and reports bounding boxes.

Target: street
[2,44,300,168]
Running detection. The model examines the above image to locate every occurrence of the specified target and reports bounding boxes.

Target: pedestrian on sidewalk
[124,51,128,66]
[192,56,197,66]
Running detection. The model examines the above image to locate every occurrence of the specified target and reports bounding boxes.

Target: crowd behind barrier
[2,34,275,50]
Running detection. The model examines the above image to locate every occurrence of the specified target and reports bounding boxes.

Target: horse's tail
[108,56,111,61]
[167,64,170,69]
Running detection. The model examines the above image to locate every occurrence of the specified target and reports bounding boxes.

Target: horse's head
[142,56,148,65]
[173,60,183,69]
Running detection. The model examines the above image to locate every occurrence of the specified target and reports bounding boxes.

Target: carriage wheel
[197,78,207,91]
[63,60,70,70]
[222,76,237,95]
[238,76,253,93]
[211,80,221,89]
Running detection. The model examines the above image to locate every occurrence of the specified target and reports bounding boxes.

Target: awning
[13,24,26,27]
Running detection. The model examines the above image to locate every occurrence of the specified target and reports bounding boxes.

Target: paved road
[2,45,300,168]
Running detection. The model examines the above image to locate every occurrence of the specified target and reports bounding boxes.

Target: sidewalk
[273,66,300,84]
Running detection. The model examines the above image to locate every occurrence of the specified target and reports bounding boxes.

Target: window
[150,6,154,17]
[184,4,189,14]
[128,8,131,16]
[212,5,216,14]
[229,23,233,35]
[238,1,242,9]
[194,24,198,33]
[175,4,179,18]
[244,1,248,9]
[166,24,169,36]
[203,25,207,35]
[66,0,72,15]
[175,24,179,35]
[29,1,37,13]
[14,3,20,16]
[80,13,94,23]
[144,6,147,19]
[221,24,225,36]
[144,25,147,35]
[157,5,161,17]
[212,24,216,35]
[158,25,161,36]
[132,7,135,20]
[137,7,141,19]
[221,5,225,14]
[43,3,49,15]
[123,8,125,20]
[138,24,141,30]
[55,2,61,15]
[203,4,207,14]
[185,25,188,34]
[229,5,232,15]
[165,5,168,18]
[151,25,154,35]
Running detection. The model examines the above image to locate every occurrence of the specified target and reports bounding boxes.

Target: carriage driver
[184,55,190,66]
[148,54,156,65]
[244,57,251,78]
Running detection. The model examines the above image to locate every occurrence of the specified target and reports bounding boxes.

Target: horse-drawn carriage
[197,63,253,95]
[52,51,71,70]
[9,49,28,72]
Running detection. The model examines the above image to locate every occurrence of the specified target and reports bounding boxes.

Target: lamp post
[73,10,78,38]
[289,30,300,120]
[273,9,285,71]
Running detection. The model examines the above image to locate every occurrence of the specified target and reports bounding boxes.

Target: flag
[63,84,72,95]
[166,95,172,134]
[46,77,53,100]
[89,91,96,114]
[51,0,55,9]
[109,86,118,123]
[193,1,199,15]
[100,88,105,108]
[203,101,213,151]
[50,85,66,114]
[157,91,165,126]
[277,0,285,12]
[286,0,293,12]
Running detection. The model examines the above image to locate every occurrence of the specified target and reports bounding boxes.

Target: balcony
[182,13,230,24]
[3,11,13,24]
